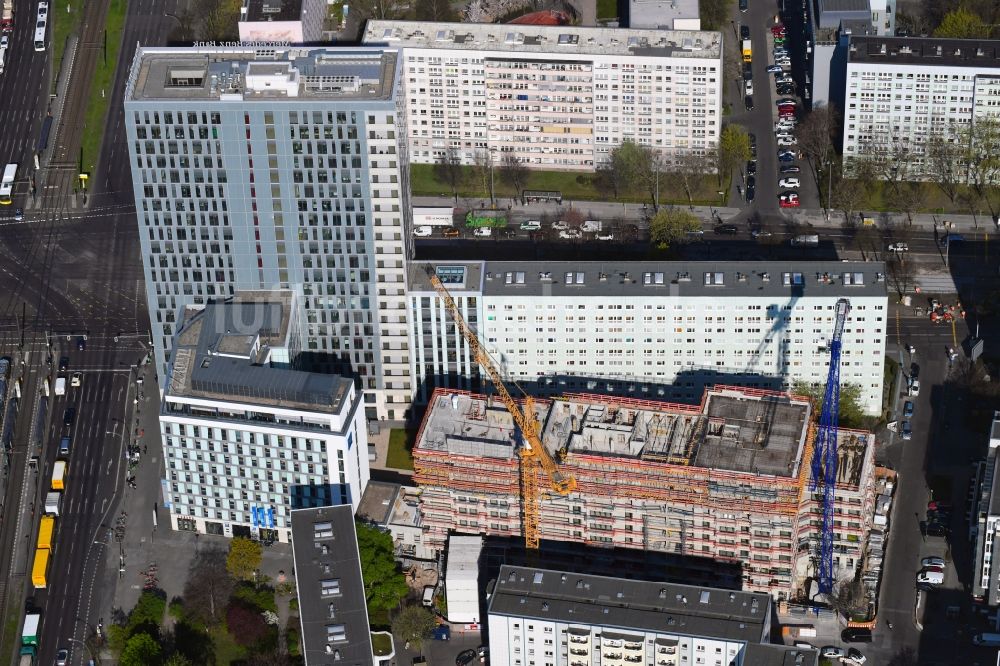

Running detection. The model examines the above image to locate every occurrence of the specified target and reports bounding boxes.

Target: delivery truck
[44,491,60,516]
[742,39,752,62]
[51,460,65,490]
[21,613,39,648]
[31,549,49,588]
[54,377,65,395]
[37,516,54,551]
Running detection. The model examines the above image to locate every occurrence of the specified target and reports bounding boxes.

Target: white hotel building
[842,36,1000,179]
[488,566,817,666]
[407,261,888,414]
[159,291,369,543]
[362,21,723,171]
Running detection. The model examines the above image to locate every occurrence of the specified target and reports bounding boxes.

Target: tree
[886,256,915,300]
[349,0,408,20]
[433,146,465,203]
[196,0,242,41]
[933,7,989,38]
[963,118,1000,220]
[832,178,866,225]
[472,149,496,206]
[854,135,911,194]
[499,153,528,198]
[853,224,881,261]
[829,576,869,617]
[164,655,193,666]
[649,208,701,249]
[797,107,839,186]
[226,602,274,648]
[120,633,163,666]
[792,382,871,430]
[127,590,167,638]
[699,0,733,30]
[888,182,927,225]
[717,125,751,187]
[356,521,408,615]
[184,547,235,626]
[415,0,456,20]
[226,537,263,582]
[391,605,437,651]
[608,140,648,201]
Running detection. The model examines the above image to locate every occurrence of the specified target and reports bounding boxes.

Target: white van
[421,585,435,607]
[917,570,943,585]
[0,46,6,74]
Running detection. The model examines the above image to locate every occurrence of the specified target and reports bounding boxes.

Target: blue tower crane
[810,298,851,596]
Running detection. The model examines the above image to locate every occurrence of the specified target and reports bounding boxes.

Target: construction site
[413,386,877,600]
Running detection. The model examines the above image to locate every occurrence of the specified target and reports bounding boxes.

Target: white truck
[54,377,65,396]
[44,491,60,516]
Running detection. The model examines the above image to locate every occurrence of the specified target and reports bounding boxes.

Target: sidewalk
[412,194,999,232]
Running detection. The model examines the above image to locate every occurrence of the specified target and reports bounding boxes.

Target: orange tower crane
[427,270,577,551]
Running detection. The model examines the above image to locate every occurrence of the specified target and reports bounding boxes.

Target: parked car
[901,421,912,440]
[558,229,582,239]
[820,646,844,658]
[714,224,739,235]
[778,152,796,162]
[847,647,868,664]
[747,160,757,175]
[766,64,783,73]
[903,400,914,417]
[456,649,477,666]
[771,24,786,35]
[776,85,796,95]
[751,229,772,239]
[908,378,921,396]
[746,184,756,203]
[746,176,756,191]
[745,79,753,95]
[442,227,460,237]
[748,133,757,151]
[473,227,492,237]
[519,220,541,231]
[928,501,953,511]
[842,628,873,643]
[777,97,797,106]
[778,177,801,188]
[740,24,750,39]
[413,225,433,237]
[59,356,69,371]
[921,556,946,568]
[596,232,614,241]
[780,165,801,174]
[745,95,754,111]
[888,241,908,252]
[776,136,796,147]
[917,570,944,585]
[433,625,451,640]
[551,221,570,231]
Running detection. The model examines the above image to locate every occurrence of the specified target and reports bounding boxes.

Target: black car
[746,175,756,190]
[456,649,477,666]
[841,628,873,643]
[58,356,69,372]
[715,224,739,235]
[76,336,86,351]
[749,133,757,151]
[747,161,757,176]
[742,62,752,79]
[776,86,796,95]
[746,184,756,203]
[740,24,750,39]
[745,95,754,111]
[63,408,75,427]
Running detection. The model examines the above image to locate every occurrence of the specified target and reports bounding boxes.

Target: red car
[771,24,785,34]
[779,198,800,208]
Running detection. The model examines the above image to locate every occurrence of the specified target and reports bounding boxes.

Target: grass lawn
[0,590,23,666]
[848,179,1000,219]
[209,624,247,664]
[410,164,725,207]
[882,355,899,420]
[386,428,416,471]
[371,631,393,656]
[51,0,84,87]
[596,0,618,20]
[80,0,126,172]
[369,607,391,630]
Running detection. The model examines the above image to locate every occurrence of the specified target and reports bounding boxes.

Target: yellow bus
[37,516,54,551]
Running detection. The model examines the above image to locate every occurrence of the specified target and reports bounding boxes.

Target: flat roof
[126,47,397,101]
[290,506,374,666]
[744,643,819,666]
[818,0,868,14]
[243,0,302,22]
[628,0,700,29]
[407,260,888,299]
[356,481,399,525]
[848,36,1000,68]
[418,387,814,479]
[363,20,722,59]
[167,292,353,413]
[488,565,771,641]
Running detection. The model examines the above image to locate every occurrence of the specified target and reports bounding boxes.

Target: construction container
[445,535,482,624]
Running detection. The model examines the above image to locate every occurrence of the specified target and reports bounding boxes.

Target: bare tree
[641,148,671,210]
[925,129,963,203]
[854,135,911,194]
[182,547,235,627]
[499,153,528,199]
[888,182,928,225]
[963,118,1000,220]
[886,256,916,300]
[670,152,711,206]
[796,106,840,186]
[833,178,866,225]
[472,149,496,207]
[350,0,408,20]
[433,146,465,203]
[828,576,869,618]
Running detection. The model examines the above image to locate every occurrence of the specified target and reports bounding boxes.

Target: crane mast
[810,298,850,596]
[428,271,576,551]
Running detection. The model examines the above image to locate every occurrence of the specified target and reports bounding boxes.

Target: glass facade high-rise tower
[124,47,412,419]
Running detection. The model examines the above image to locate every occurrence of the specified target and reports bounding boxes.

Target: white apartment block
[124,47,412,420]
[487,566,818,666]
[843,37,1000,179]
[159,292,369,543]
[407,261,888,415]
[363,21,723,171]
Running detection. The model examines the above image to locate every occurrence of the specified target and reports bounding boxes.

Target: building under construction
[413,386,876,600]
